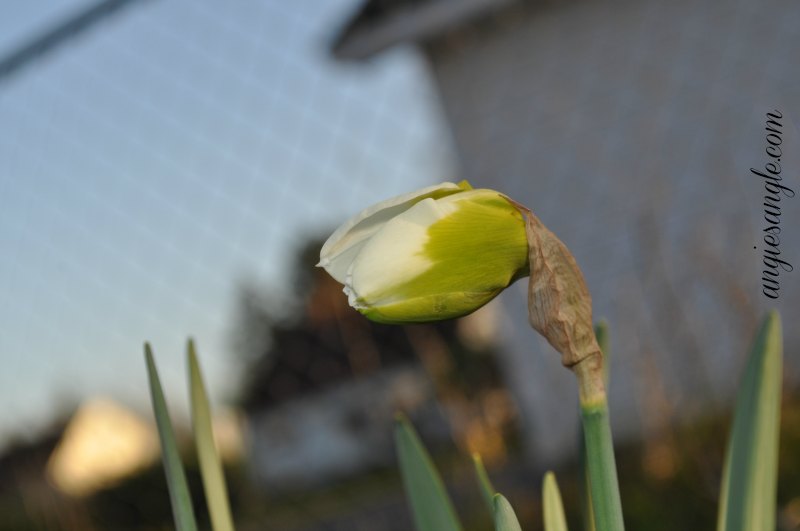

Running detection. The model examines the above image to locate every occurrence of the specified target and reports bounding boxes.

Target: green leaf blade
[493,494,523,531]
[472,452,496,514]
[594,321,610,386]
[543,472,569,531]
[188,340,236,531]
[717,311,783,531]
[145,344,198,531]
[394,413,463,531]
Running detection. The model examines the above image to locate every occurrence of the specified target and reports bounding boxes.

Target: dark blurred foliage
[0,420,70,531]
[232,237,507,414]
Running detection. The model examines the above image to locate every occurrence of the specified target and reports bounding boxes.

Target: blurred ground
[1,390,799,530]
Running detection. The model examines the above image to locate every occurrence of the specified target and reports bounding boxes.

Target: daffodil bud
[318,181,529,324]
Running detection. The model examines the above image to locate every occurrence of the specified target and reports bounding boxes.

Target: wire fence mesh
[0,0,454,438]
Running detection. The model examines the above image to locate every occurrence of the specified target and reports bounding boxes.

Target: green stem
[575,356,624,531]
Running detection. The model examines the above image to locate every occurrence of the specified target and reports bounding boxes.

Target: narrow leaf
[145,344,198,531]
[472,452,496,514]
[594,321,610,385]
[717,311,783,531]
[543,472,569,531]
[394,413,463,531]
[188,340,236,531]
[493,494,523,531]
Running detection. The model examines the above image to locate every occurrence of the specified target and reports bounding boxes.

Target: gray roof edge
[332,0,518,61]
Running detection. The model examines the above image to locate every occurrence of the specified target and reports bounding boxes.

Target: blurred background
[1,0,799,529]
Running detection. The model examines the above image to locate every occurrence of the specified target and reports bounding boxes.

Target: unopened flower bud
[318,181,529,324]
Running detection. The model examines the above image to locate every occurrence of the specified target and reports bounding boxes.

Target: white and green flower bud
[318,181,529,324]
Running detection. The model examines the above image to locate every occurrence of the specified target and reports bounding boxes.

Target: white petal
[346,197,447,305]
[318,182,462,283]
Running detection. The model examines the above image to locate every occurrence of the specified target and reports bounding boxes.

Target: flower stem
[517,204,624,530]
[574,355,625,531]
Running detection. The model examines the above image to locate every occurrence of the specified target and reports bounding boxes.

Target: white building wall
[422,0,800,462]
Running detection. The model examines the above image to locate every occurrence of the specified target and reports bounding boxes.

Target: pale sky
[0,0,454,442]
